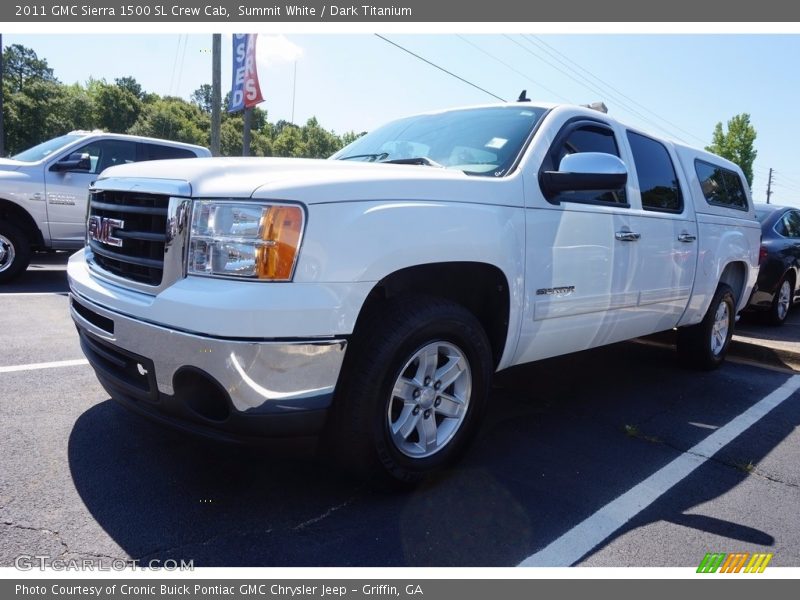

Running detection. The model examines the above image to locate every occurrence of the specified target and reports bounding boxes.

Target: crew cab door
[515,116,640,364]
[44,138,137,244]
[623,130,697,333]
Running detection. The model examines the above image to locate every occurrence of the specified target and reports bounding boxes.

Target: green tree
[706,114,758,187]
[2,44,56,93]
[88,78,142,133]
[114,76,144,100]
[272,124,305,157]
[2,80,78,153]
[61,83,95,132]
[301,117,343,158]
[128,97,209,146]
[220,118,245,156]
[1,44,348,158]
[250,131,273,157]
[191,84,213,113]
[341,130,367,146]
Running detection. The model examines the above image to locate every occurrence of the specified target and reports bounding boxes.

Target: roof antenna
[517,90,530,102]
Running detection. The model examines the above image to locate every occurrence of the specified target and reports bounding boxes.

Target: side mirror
[50,152,91,172]
[540,152,628,199]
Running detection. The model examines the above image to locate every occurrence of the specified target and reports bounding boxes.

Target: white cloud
[256,35,303,65]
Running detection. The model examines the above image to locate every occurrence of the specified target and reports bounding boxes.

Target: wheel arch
[352,262,511,369]
[718,260,748,311]
[785,266,797,291]
[0,197,44,248]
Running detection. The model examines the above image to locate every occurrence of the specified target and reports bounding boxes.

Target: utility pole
[242,107,252,156]
[766,167,774,204]
[210,34,221,157]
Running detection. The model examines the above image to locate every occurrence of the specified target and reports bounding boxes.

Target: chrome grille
[88,190,169,285]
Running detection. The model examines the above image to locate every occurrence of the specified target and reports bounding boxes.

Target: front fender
[295,200,526,367]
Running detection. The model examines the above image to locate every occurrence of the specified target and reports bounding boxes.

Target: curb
[641,331,800,373]
[729,337,800,372]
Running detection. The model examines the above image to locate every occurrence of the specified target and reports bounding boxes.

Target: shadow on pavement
[737,309,800,343]
[67,342,797,566]
[1,252,70,294]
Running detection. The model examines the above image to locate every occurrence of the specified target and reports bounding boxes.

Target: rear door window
[626,131,683,213]
[777,210,800,238]
[143,144,197,160]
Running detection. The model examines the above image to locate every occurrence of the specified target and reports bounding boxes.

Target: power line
[773,171,800,189]
[455,35,572,103]
[167,34,184,98]
[502,35,689,144]
[162,34,185,139]
[526,35,709,147]
[374,34,506,102]
[772,182,800,195]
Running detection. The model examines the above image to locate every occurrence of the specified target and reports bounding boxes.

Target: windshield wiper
[338,152,389,162]
[380,157,444,168]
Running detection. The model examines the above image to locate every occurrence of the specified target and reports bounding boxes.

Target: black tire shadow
[67,341,794,566]
[67,399,374,565]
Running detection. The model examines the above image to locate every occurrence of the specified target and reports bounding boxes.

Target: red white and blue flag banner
[228,33,264,113]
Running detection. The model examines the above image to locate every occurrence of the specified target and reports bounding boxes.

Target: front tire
[327,296,493,483]
[0,222,31,284]
[677,283,736,370]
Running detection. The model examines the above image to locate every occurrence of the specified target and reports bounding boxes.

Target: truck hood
[96,157,517,206]
[0,158,25,171]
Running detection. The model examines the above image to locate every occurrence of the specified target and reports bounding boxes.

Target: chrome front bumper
[70,292,347,439]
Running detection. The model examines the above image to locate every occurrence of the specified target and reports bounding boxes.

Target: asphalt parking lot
[1,253,799,568]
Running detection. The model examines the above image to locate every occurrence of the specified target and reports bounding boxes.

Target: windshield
[12,134,85,162]
[331,106,547,177]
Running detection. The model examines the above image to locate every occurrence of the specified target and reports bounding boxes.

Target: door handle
[678,233,697,243]
[615,231,641,242]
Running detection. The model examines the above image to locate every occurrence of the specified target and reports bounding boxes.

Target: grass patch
[734,460,756,473]
[624,424,662,444]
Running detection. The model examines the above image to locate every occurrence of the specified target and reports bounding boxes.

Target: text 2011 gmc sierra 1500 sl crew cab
[0,131,210,282]
[68,102,761,482]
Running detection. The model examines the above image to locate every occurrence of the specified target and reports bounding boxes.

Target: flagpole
[291,60,297,124]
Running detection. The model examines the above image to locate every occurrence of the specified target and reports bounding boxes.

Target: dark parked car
[747,203,800,324]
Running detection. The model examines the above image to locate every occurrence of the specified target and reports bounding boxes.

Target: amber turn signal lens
[256,206,303,280]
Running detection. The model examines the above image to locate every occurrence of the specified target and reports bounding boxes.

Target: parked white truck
[0,131,210,282]
[68,102,760,482]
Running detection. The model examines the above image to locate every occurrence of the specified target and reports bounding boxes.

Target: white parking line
[0,292,68,297]
[0,359,89,374]
[519,374,800,567]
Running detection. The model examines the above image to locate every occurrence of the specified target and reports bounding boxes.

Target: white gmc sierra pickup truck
[0,131,209,282]
[68,102,761,482]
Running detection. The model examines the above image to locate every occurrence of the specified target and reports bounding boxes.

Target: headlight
[188,201,304,281]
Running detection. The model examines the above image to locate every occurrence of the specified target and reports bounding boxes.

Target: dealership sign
[229,33,264,112]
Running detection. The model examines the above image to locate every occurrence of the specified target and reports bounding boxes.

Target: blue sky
[6,33,800,206]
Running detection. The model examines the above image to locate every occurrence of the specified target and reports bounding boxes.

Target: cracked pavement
[1,255,799,567]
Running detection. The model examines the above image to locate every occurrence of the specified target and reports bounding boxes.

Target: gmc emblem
[88,216,125,247]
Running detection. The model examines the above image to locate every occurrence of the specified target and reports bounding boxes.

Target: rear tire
[327,296,493,484]
[677,283,736,370]
[767,276,793,326]
[0,222,31,284]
